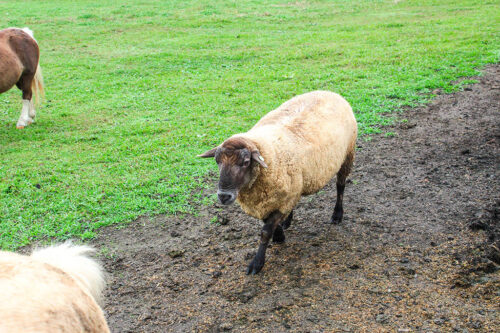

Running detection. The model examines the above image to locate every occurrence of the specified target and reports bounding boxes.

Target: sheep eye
[243,160,251,167]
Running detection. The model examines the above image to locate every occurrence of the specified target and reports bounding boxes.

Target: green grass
[0,0,498,249]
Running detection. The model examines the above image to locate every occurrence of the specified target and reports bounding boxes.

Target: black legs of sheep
[272,210,293,242]
[247,211,284,275]
[247,149,354,274]
[331,182,345,224]
[272,225,286,243]
[331,150,354,224]
[281,210,293,230]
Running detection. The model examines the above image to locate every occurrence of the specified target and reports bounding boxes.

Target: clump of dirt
[452,200,500,289]
[94,65,499,332]
[468,201,500,265]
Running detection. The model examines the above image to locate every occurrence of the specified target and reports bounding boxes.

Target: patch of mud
[95,65,499,332]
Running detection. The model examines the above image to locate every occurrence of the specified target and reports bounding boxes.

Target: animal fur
[0,27,44,128]
[0,27,43,99]
[228,91,357,220]
[0,243,110,333]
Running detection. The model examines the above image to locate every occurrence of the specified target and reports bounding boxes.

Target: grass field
[0,0,498,250]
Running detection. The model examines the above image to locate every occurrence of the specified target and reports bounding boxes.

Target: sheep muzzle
[217,190,236,205]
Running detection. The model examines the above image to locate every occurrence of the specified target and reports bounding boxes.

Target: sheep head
[198,137,267,205]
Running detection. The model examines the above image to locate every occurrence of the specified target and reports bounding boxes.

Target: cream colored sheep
[0,243,110,333]
[199,90,357,274]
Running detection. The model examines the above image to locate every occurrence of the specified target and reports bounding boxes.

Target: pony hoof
[16,125,25,129]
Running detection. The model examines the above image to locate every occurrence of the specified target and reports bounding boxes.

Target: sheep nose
[217,191,235,205]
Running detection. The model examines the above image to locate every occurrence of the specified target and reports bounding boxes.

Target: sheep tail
[30,242,106,305]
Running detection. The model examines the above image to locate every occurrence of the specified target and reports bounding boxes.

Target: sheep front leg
[247,211,284,275]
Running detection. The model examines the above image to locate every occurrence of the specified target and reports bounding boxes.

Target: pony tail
[31,242,106,306]
[20,27,44,105]
[31,63,44,106]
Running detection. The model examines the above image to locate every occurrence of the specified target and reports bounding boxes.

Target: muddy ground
[95,65,499,332]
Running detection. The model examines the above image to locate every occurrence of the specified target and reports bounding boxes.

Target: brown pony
[0,27,44,129]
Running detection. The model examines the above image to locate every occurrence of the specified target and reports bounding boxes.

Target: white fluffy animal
[0,242,110,333]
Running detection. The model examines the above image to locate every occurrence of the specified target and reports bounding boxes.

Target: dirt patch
[94,65,499,332]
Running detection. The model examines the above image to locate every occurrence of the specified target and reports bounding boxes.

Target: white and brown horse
[0,27,44,129]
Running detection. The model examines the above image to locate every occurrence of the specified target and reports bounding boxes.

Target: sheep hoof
[273,228,285,243]
[330,211,343,224]
[272,226,286,243]
[246,256,265,275]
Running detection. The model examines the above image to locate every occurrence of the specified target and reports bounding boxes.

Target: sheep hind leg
[330,182,345,224]
[330,150,354,224]
[273,210,293,243]
[272,225,285,243]
[247,211,284,275]
[281,210,293,230]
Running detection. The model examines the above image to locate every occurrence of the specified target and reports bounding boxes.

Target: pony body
[0,27,44,128]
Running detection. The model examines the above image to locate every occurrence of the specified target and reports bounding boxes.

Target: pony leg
[28,99,36,120]
[16,74,35,129]
[29,64,44,121]
[16,100,33,129]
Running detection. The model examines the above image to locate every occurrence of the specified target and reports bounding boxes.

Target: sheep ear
[198,147,217,158]
[251,151,268,168]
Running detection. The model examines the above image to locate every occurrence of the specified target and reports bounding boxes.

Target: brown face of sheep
[198,145,267,205]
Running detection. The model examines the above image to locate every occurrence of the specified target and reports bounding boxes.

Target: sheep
[0,242,110,333]
[199,90,357,274]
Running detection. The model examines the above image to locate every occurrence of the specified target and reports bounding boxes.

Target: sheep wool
[234,90,357,220]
